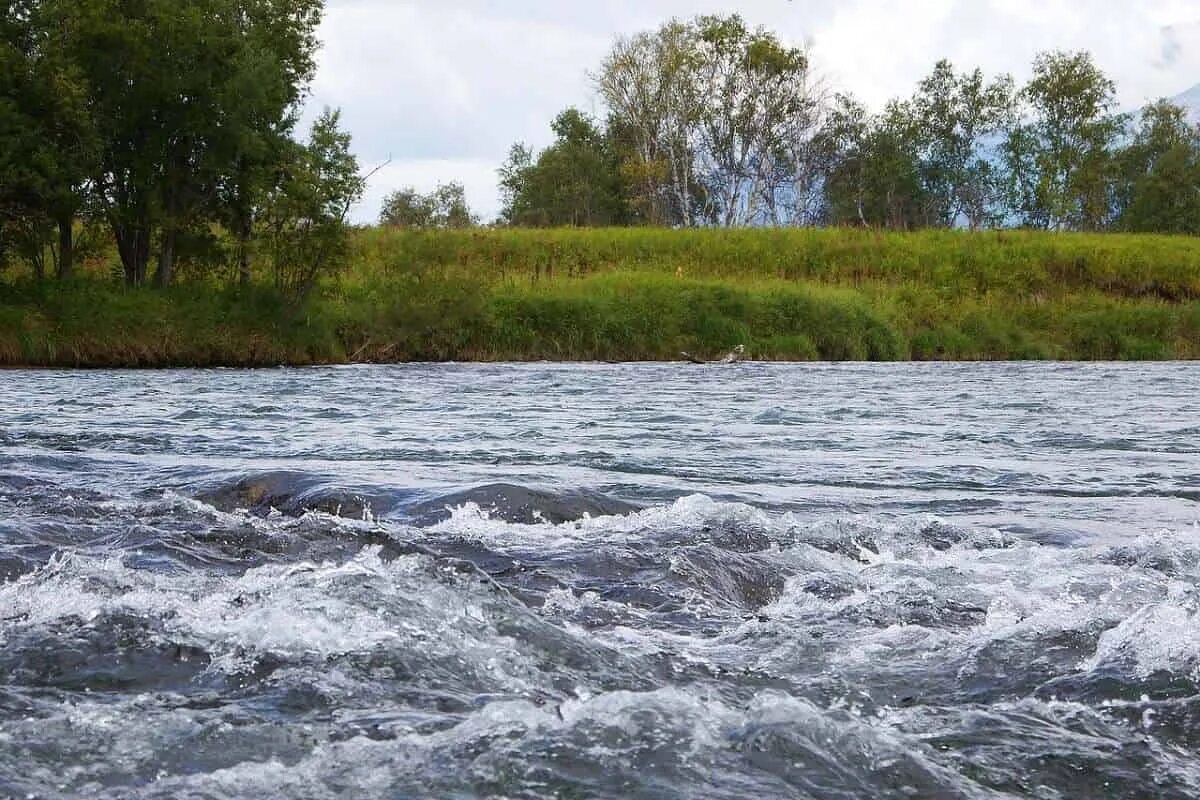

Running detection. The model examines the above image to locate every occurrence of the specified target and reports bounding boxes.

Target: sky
[305,0,1200,223]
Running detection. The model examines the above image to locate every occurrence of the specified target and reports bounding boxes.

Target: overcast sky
[305,0,1200,222]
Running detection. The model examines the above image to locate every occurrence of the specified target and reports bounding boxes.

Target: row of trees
[484,15,1199,234]
[0,0,364,290]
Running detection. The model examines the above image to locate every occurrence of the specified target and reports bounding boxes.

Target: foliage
[1004,51,1127,231]
[535,23,1200,236]
[380,182,477,229]
[5,2,1200,315]
[820,95,928,229]
[595,15,816,227]
[260,110,364,301]
[498,109,629,227]
[0,0,97,279]
[0,0,326,287]
[1115,100,1200,235]
[596,19,697,225]
[688,14,813,225]
[818,62,1015,231]
[908,60,1016,229]
[3,228,1199,365]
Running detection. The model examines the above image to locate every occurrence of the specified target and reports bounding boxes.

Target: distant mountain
[1172,83,1200,124]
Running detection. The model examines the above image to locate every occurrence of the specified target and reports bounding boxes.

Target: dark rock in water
[916,520,1015,551]
[1098,543,1199,577]
[802,530,880,563]
[1036,663,1200,705]
[196,471,407,520]
[196,471,334,513]
[410,483,642,525]
[799,574,860,601]
[702,518,774,552]
[0,473,48,491]
[0,554,29,583]
[0,613,216,694]
[1095,695,1200,750]
[667,545,791,610]
[844,592,989,631]
[203,477,636,526]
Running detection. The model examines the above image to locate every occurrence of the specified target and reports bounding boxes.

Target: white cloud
[308,0,1200,222]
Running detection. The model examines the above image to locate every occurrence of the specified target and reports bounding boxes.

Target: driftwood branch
[680,345,745,365]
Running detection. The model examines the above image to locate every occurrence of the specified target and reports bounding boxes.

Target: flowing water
[1,363,1199,799]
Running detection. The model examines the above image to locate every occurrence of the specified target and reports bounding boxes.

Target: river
[1,363,1198,798]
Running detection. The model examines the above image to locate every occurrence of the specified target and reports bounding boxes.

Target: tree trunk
[115,221,151,286]
[238,240,251,286]
[236,206,252,286]
[56,216,73,280]
[230,161,254,287]
[153,228,176,288]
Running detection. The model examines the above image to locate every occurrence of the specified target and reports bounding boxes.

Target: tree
[819,61,1015,231]
[819,95,930,229]
[47,0,323,286]
[689,15,813,226]
[0,0,50,280]
[909,60,1015,229]
[0,0,97,279]
[1114,100,1200,234]
[380,188,436,229]
[1004,51,1127,231]
[498,108,629,226]
[596,20,697,225]
[380,182,477,229]
[814,93,871,226]
[776,68,832,226]
[596,15,817,227]
[260,109,363,301]
[497,143,534,223]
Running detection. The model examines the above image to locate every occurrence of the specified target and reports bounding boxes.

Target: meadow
[2,227,1198,366]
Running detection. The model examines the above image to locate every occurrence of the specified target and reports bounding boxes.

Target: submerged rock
[196,471,405,520]
[410,483,642,525]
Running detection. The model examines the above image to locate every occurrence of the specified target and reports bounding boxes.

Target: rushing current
[1,363,1199,799]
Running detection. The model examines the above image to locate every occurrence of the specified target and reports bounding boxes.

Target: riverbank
[2,228,1198,366]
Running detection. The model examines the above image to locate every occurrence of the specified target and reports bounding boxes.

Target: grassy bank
[2,228,1199,366]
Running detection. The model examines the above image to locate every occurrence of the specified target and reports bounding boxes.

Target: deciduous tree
[45,0,322,285]
[909,60,1015,229]
[596,21,697,226]
[689,15,812,226]
[498,109,628,227]
[381,182,477,229]
[261,109,363,301]
[0,0,97,279]
[1115,100,1200,234]
[1004,51,1126,231]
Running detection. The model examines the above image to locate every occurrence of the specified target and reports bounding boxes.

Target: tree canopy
[381,182,478,230]
[495,18,1199,236]
[0,0,361,294]
[498,109,629,227]
[4,4,1198,292]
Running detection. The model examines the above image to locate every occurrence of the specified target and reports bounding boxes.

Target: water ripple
[1,363,1198,798]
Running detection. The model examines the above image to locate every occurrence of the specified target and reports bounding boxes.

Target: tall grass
[1,228,1198,366]
[349,227,1200,301]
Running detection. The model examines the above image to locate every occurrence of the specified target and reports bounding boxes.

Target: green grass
[349,227,1200,301]
[1,227,1198,366]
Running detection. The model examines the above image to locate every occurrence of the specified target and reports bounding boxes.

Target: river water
[1,363,1199,799]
